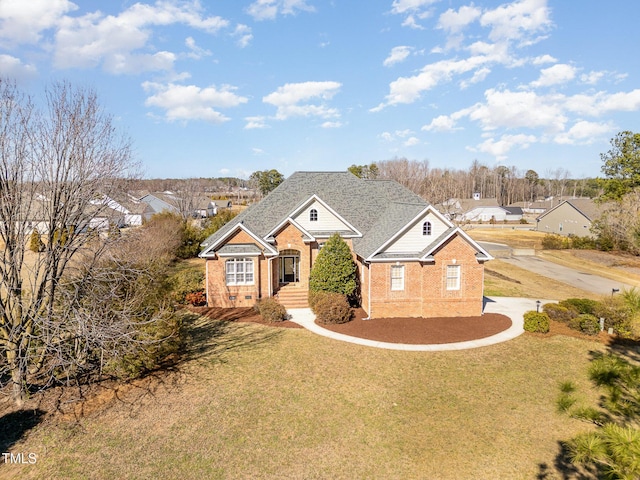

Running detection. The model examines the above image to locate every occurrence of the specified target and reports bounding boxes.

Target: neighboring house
[95,194,155,226]
[443,197,510,223]
[200,171,492,319]
[132,191,181,216]
[503,206,524,222]
[509,200,549,215]
[194,198,233,218]
[535,198,602,237]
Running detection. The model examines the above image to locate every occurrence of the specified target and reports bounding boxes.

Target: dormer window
[310,209,318,222]
[423,221,432,236]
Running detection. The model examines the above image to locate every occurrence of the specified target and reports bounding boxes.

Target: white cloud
[0,54,37,81]
[580,70,606,85]
[233,24,253,48]
[465,88,567,133]
[185,37,212,59]
[263,81,342,120]
[0,0,76,45]
[391,0,438,29]
[480,0,551,44]
[380,132,394,142]
[530,63,576,88]
[321,121,342,128]
[476,133,537,160]
[245,116,269,129]
[219,168,230,174]
[383,46,412,67]
[460,67,491,89]
[532,54,556,65]
[437,5,482,34]
[54,1,228,74]
[373,55,495,109]
[246,0,315,21]
[554,121,614,145]
[404,136,420,146]
[422,114,458,132]
[142,82,248,124]
[252,148,265,155]
[564,89,640,116]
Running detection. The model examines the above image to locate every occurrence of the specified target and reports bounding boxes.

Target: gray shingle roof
[201,171,435,258]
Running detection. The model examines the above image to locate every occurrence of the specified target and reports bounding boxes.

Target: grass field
[1,314,610,480]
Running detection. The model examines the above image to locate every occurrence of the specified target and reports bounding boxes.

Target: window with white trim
[446,265,461,290]
[310,209,318,221]
[391,265,405,291]
[225,258,254,285]
[423,221,432,236]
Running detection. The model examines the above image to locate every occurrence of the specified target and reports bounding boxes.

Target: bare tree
[0,80,142,406]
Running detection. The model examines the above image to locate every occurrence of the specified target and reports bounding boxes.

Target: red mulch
[188,306,303,328]
[318,308,513,344]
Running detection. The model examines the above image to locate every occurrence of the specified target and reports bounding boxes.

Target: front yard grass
[2,313,607,479]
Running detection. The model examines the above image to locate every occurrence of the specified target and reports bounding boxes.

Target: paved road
[500,255,636,295]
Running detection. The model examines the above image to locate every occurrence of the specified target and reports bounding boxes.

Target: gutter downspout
[363,260,372,320]
[205,258,210,306]
[267,256,272,298]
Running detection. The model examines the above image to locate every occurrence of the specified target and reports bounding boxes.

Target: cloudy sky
[1,0,638,179]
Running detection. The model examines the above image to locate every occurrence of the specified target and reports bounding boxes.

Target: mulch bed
[188,306,302,328]
[318,308,512,344]
[189,306,513,344]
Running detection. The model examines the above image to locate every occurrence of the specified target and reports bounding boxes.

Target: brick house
[199,171,492,318]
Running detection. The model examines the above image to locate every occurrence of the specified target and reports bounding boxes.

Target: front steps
[276,284,309,309]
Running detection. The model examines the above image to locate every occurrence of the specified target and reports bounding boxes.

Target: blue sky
[1,0,639,180]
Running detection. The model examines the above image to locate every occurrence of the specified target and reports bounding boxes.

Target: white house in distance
[440,193,522,223]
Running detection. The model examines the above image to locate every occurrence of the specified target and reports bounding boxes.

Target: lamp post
[612,288,620,296]
[536,300,541,313]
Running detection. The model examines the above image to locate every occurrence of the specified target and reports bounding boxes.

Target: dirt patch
[569,249,640,276]
[318,308,512,344]
[188,306,303,328]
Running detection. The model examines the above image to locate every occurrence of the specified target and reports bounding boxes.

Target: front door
[279,256,298,284]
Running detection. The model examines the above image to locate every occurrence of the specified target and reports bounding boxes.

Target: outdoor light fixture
[612,288,620,296]
[536,300,541,313]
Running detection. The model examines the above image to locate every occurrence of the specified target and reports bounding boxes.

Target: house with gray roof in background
[200,171,492,319]
[535,198,602,237]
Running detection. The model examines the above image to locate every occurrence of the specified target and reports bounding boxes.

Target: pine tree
[309,233,357,299]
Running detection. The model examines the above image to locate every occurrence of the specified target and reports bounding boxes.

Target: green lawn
[2,315,606,479]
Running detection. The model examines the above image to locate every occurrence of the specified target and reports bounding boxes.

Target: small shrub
[593,297,635,338]
[542,234,567,250]
[578,314,601,336]
[255,297,287,323]
[568,235,597,250]
[312,292,352,324]
[29,228,45,252]
[185,290,206,306]
[559,298,600,315]
[519,218,529,224]
[169,269,205,304]
[544,303,578,324]
[523,310,550,333]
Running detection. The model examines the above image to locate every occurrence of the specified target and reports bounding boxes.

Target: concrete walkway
[287,297,547,351]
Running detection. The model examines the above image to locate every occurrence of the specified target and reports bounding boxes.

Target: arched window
[423,221,432,236]
[310,209,318,222]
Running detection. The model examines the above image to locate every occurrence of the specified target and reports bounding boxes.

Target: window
[423,221,432,236]
[446,265,461,291]
[225,258,254,285]
[309,209,318,222]
[391,265,404,291]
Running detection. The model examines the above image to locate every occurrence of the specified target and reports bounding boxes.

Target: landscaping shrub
[593,297,635,338]
[169,269,205,304]
[544,303,578,324]
[523,310,550,333]
[309,233,357,302]
[255,297,287,323]
[185,290,206,306]
[568,235,597,250]
[312,291,352,324]
[559,298,599,315]
[541,234,567,250]
[577,314,601,336]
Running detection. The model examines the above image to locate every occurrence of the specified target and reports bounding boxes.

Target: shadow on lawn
[0,409,45,456]
[537,441,598,480]
[182,309,284,364]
